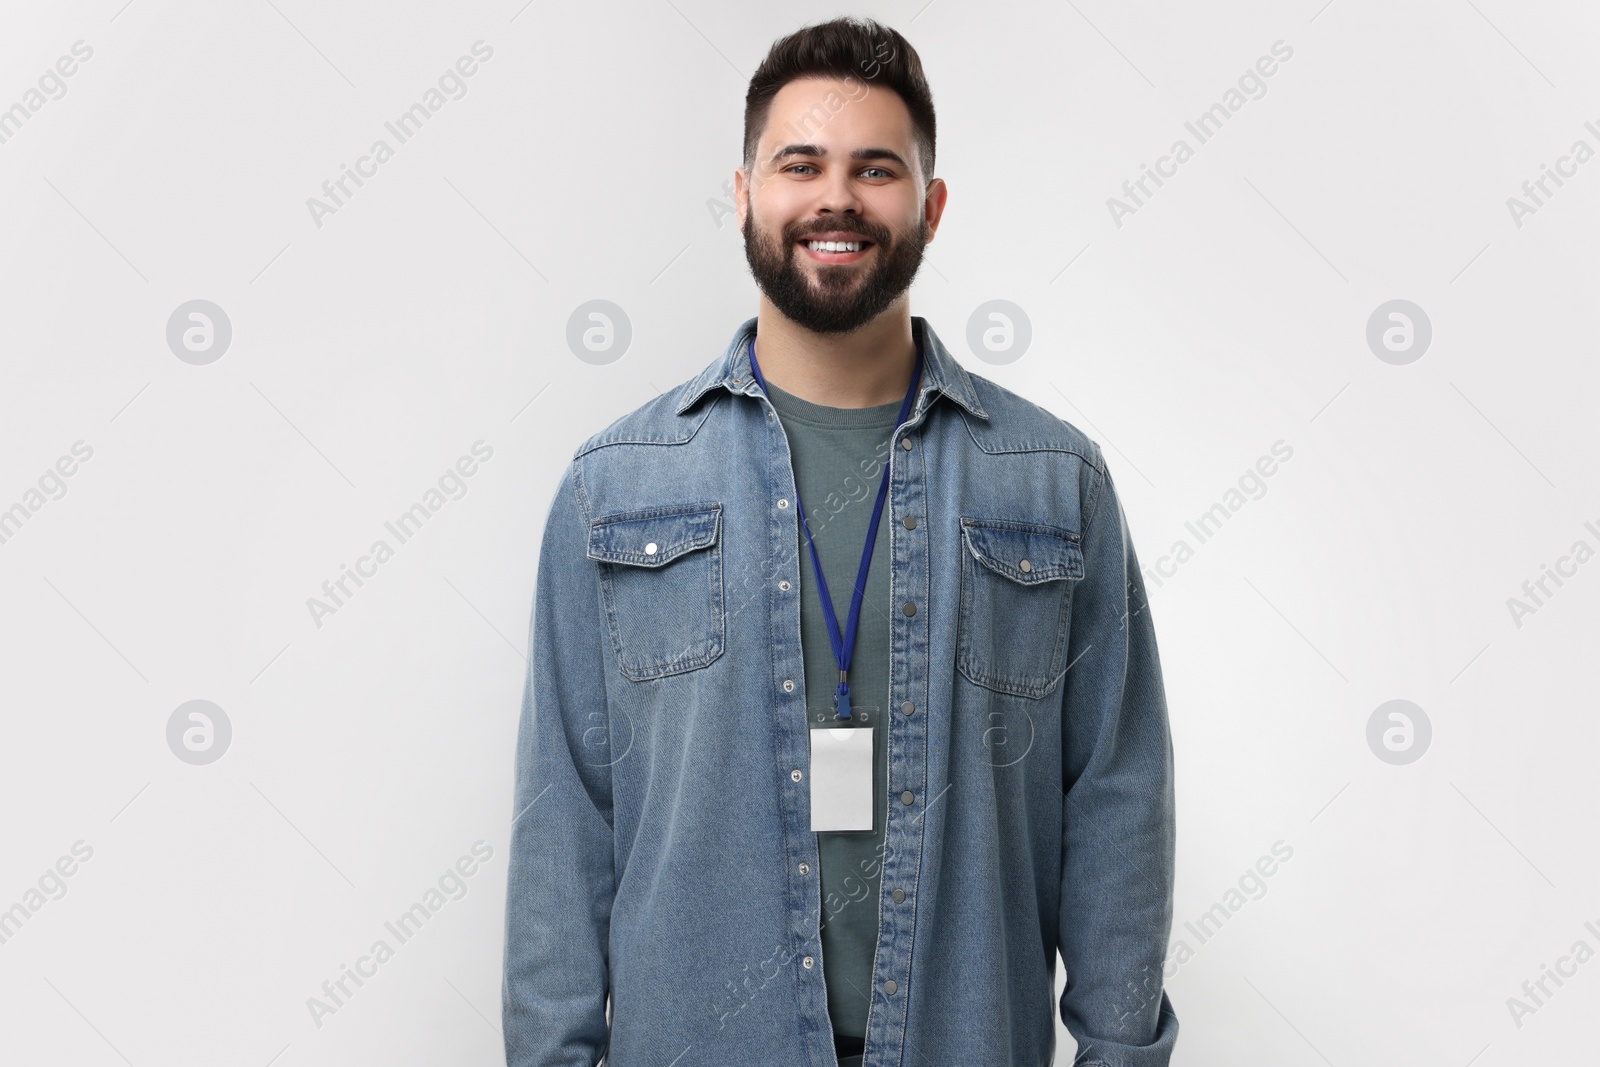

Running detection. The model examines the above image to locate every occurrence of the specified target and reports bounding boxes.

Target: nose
[812,164,866,217]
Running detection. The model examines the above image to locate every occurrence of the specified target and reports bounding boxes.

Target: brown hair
[743,17,936,184]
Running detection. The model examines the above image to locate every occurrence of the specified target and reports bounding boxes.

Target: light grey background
[2,1,1596,1064]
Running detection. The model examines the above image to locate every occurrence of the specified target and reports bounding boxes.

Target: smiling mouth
[797,238,875,263]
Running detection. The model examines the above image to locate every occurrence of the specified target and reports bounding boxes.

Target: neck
[751,296,918,408]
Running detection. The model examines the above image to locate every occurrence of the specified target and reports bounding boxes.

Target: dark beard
[742,211,928,334]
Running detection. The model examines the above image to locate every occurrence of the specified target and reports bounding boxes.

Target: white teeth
[806,240,864,252]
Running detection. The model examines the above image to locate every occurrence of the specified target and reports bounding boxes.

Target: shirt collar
[674,315,989,421]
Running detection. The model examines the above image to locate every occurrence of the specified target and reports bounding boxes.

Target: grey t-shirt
[764,377,900,1064]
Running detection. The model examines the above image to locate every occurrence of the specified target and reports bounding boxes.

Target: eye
[782,164,895,179]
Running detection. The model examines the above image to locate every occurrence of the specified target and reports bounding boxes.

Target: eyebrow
[768,144,910,171]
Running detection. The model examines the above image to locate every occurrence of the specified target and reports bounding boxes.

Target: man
[503,16,1178,1067]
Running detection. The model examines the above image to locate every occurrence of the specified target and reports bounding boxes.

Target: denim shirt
[502,315,1179,1067]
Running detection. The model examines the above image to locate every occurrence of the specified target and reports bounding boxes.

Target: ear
[734,167,749,228]
[921,176,949,244]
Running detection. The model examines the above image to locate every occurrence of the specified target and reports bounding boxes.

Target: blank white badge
[809,724,873,832]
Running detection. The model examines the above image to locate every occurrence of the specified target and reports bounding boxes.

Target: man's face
[739,76,942,334]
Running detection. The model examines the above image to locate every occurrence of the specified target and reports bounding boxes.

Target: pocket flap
[960,517,1082,584]
[588,502,722,567]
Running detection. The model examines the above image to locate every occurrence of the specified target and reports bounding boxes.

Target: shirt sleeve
[503,458,616,1067]
[1056,457,1180,1066]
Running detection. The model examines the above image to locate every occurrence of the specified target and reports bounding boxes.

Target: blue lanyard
[747,334,924,721]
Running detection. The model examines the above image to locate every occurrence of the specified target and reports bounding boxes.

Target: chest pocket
[588,501,724,682]
[956,517,1084,698]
